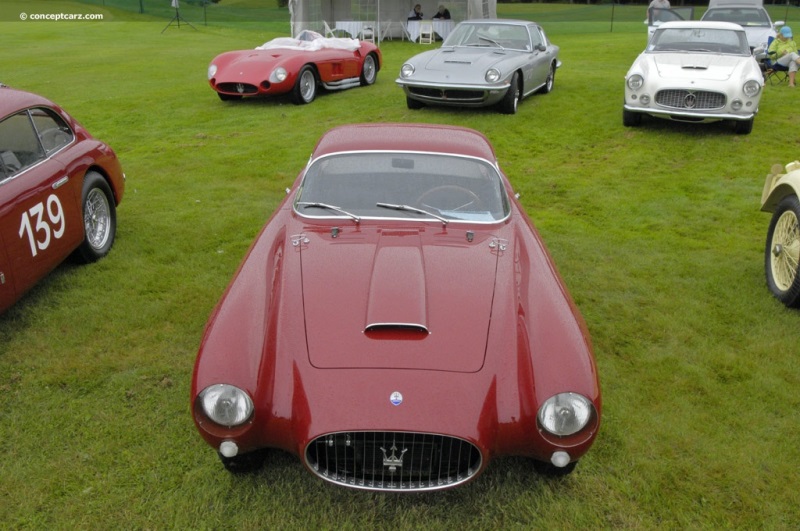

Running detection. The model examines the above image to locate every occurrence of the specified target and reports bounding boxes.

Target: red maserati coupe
[0,85,125,313]
[207,30,381,104]
[191,123,601,491]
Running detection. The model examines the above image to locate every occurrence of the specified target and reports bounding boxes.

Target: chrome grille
[216,82,258,95]
[655,89,726,110]
[305,431,482,491]
[408,86,485,102]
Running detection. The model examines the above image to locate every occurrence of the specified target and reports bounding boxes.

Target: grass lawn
[1,1,800,528]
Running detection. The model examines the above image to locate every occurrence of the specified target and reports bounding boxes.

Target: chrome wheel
[360,54,377,85]
[293,66,317,104]
[84,187,111,251]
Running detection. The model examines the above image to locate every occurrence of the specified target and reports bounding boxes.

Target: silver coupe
[396,19,560,114]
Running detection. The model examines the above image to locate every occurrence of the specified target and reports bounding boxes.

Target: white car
[701,0,783,58]
[623,21,763,135]
[761,161,800,307]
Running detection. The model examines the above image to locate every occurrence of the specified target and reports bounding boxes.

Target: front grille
[216,82,258,95]
[408,86,485,102]
[655,89,726,110]
[305,431,482,491]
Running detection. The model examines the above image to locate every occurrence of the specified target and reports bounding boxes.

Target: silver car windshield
[295,152,510,223]
[443,23,532,51]
[649,27,750,55]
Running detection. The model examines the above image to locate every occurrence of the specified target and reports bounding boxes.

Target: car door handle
[52,176,69,189]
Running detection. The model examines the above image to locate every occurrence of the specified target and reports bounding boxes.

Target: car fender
[761,161,800,212]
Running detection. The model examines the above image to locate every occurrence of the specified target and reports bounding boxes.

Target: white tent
[288,0,496,39]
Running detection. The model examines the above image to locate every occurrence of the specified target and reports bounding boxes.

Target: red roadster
[191,123,601,491]
[207,30,382,104]
[0,85,125,314]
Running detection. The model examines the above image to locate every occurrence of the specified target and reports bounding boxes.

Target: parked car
[207,30,381,104]
[191,123,602,491]
[701,0,783,57]
[624,21,763,134]
[760,160,800,307]
[646,6,695,42]
[396,19,560,114]
[0,85,125,313]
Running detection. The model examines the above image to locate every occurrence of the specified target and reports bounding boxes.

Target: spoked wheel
[765,195,800,307]
[292,66,318,104]
[500,72,520,115]
[75,171,117,263]
[360,53,377,86]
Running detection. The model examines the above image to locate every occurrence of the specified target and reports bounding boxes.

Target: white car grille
[656,89,726,110]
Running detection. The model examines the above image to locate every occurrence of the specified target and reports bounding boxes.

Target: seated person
[433,5,450,20]
[768,26,800,87]
[407,4,423,20]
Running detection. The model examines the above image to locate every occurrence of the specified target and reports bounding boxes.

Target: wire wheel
[765,195,800,306]
[84,187,111,251]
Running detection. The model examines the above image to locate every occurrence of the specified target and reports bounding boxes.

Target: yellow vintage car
[761,161,800,306]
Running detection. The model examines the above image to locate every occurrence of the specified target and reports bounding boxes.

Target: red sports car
[0,85,125,313]
[191,123,601,491]
[207,30,381,104]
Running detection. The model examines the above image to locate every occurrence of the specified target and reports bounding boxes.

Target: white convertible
[623,21,763,135]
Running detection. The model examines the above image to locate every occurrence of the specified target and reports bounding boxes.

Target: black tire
[622,108,642,127]
[533,459,578,477]
[74,171,117,264]
[217,92,243,101]
[218,449,267,474]
[500,72,520,115]
[359,53,378,86]
[538,62,556,94]
[765,195,800,307]
[734,118,754,135]
[406,95,425,110]
[292,65,317,104]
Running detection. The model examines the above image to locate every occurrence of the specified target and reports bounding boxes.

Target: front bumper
[397,78,510,107]
[623,103,756,122]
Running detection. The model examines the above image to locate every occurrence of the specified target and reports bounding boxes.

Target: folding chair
[418,20,434,44]
[762,36,790,85]
[359,22,376,43]
[381,21,410,41]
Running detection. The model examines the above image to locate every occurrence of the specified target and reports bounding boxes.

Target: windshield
[649,27,750,55]
[295,152,510,223]
[702,8,771,27]
[443,23,532,51]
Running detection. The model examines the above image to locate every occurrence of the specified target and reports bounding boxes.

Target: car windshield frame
[442,22,533,52]
[293,150,511,224]
[648,27,751,55]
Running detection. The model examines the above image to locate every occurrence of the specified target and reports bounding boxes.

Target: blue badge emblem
[390,391,403,406]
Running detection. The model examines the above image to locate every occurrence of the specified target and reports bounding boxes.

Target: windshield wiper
[479,36,505,50]
[376,202,449,226]
[297,201,360,223]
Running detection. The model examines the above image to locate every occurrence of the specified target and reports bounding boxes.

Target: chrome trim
[305,431,482,491]
[51,176,69,189]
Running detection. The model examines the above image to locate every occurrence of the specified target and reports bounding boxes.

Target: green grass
[2,1,800,528]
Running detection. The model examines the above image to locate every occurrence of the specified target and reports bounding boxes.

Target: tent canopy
[288,0,496,38]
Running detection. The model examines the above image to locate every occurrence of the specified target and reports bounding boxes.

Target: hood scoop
[364,231,428,334]
[682,65,708,70]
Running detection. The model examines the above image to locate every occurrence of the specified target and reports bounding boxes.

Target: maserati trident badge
[380,444,408,474]
[390,391,403,406]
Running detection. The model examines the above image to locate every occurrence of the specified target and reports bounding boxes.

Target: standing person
[648,0,670,8]
[407,4,423,20]
[769,26,800,87]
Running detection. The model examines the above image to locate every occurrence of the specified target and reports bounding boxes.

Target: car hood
[651,53,746,81]
[213,49,299,78]
[299,227,499,372]
[741,26,774,48]
[418,47,513,74]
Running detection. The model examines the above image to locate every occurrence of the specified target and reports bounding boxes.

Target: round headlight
[271,67,288,83]
[200,384,254,427]
[207,64,217,80]
[743,80,761,98]
[400,63,415,78]
[627,74,644,90]
[485,68,501,83]
[538,393,593,436]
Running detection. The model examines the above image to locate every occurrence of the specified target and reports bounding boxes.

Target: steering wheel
[416,185,485,212]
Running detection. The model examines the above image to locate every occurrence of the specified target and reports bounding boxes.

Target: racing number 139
[18,194,66,257]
